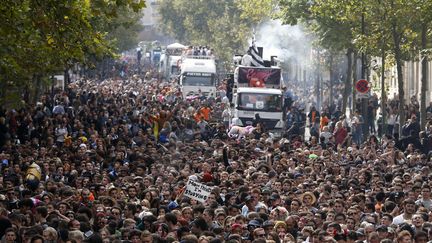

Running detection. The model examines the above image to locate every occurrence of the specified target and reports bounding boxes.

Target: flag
[248,33,264,67]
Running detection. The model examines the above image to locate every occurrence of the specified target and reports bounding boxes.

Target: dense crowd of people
[0,72,430,243]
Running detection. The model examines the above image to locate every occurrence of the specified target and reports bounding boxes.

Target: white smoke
[254,20,312,64]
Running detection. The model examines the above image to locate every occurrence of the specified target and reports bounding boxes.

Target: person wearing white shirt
[392,199,416,225]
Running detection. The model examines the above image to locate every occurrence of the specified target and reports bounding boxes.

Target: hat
[79,143,87,149]
[300,191,317,205]
[231,223,242,232]
[263,220,275,228]
[274,221,287,230]
[168,201,179,211]
[270,194,281,201]
[294,173,304,179]
[248,220,261,227]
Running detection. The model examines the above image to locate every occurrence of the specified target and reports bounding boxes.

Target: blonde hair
[397,230,412,243]
[43,227,58,239]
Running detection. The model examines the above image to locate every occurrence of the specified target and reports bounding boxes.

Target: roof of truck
[181,58,216,73]
[237,87,282,94]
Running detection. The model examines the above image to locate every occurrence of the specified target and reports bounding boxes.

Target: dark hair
[126,203,138,215]
[30,235,44,243]
[164,213,178,225]
[177,226,191,239]
[35,206,48,218]
[192,217,208,231]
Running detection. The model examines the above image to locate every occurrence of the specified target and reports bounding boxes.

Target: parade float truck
[233,65,284,137]
[179,55,217,99]
[159,43,185,80]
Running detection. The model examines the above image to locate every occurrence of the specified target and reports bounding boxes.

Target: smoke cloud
[254,20,312,65]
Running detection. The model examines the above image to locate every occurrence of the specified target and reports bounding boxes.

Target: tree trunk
[343,48,353,114]
[33,75,42,104]
[352,52,358,113]
[329,54,334,109]
[316,50,321,109]
[420,22,428,129]
[381,48,387,136]
[392,23,405,135]
[64,69,70,90]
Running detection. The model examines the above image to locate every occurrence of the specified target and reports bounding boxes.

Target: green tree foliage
[355,0,423,129]
[278,0,432,128]
[158,0,269,64]
[237,0,275,23]
[0,0,145,107]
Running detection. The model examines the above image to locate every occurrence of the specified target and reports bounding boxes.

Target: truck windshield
[182,73,214,86]
[238,93,282,112]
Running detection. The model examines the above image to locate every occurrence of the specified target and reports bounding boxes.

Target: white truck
[159,43,185,80]
[233,65,284,136]
[179,56,217,98]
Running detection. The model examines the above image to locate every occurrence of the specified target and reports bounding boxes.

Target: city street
[0,1,431,243]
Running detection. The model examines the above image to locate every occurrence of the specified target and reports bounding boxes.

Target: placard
[184,179,213,203]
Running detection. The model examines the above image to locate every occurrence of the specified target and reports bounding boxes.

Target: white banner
[184,179,213,203]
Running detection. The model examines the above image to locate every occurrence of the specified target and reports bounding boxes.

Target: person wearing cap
[246,219,262,240]
[241,195,256,217]
[269,193,282,210]
[300,192,317,212]
[231,223,243,235]
[262,220,275,235]
[274,221,287,235]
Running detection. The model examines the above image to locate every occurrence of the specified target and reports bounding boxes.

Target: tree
[359,0,419,134]
[278,0,361,112]
[157,0,269,64]
[414,1,432,128]
[0,0,146,107]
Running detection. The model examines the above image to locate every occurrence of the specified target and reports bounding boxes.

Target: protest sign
[184,179,213,203]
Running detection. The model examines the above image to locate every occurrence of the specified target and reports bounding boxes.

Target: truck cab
[179,56,217,98]
[159,43,185,80]
[233,65,284,135]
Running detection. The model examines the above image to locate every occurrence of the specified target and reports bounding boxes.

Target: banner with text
[184,179,213,203]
